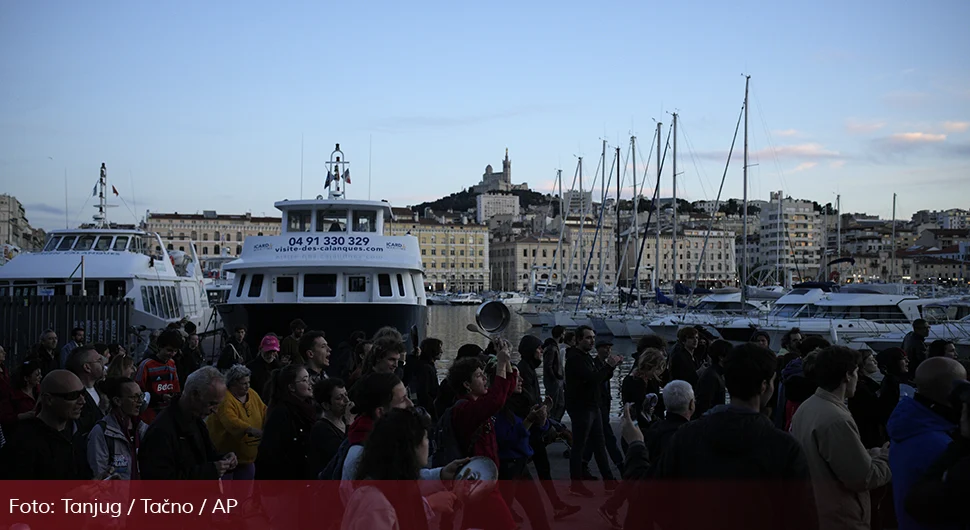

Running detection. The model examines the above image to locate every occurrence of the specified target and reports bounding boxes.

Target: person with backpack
[87,376,148,480]
[444,338,517,530]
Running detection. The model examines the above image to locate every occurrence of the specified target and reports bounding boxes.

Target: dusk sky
[2,0,968,231]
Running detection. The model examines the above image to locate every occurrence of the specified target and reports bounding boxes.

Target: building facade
[623,229,737,288]
[143,210,282,258]
[0,194,46,251]
[489,235,563,292]
[757,192,821,282]
[476,193,520,224]
[386,212,489,293]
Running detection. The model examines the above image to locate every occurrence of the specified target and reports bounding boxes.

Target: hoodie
[648,406,817,530]
[887,395,959,530]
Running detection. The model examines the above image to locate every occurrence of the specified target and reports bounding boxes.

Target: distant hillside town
[3,151,968,292]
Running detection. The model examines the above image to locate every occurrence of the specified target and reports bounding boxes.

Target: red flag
[112,185,119,196]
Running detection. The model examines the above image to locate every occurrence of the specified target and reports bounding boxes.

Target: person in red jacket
[135,329,183,424]
[447,338,517,530]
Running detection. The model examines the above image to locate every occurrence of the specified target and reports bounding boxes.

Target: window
[349,277,367,292]
[397,274,406,296]
[214,244,220,254]
[214,231,221,241]
[141,286,150,312]
[57,236,77,251]
[353,211,377,232]
[236,274,248,297]
[421,249,426,255]
[113,237,129,251]
[304,274,337,297]
[277,276,295,293]
[317,209,348,232]
[247,274,264,297]
[191,231,198,240]
[203,233,209,241]
[288,210,312,232]
[203,247,209,255]
[74,236,94,250]
[94,237,112,251]
[167,244,174,250]
[84,280,99,296]
[378,274,392,297]
[180,246,185,251]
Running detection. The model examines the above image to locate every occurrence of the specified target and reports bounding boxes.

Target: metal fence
[0,296,133,366]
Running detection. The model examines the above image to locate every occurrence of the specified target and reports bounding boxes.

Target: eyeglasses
[123,394,144,402]
[48,390,84,401]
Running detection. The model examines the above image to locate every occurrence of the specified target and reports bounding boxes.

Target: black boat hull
[217,302,428,355]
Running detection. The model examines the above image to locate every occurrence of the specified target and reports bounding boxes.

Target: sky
[2,0,969,231]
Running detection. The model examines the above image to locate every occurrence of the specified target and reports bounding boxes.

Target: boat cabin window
[769,304,804,318]
[276,277,295,293]
[248,274,264,297]
[75,235,96,251]
[94,237,113,251]
[348,277,367,292]
[84,280,99,296]
[13,281,36,297]
[304,274,337,297]
[105,280,126,298]
[44,237,61,251]
[236,274,248,298]
[57,236,77,251]
[353,211,377,233]
[0,282,7,296]
[396,274,406,296]
[288,210,312,232]
[378,274,392,297]
[317,209,348,232]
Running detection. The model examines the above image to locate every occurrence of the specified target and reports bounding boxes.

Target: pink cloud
[792,162,818,172]
[889,132,947,143]
[942,121,970,133]
[774,129,799,137]
[758,143,840,159]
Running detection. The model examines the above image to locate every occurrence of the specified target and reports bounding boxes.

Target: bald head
[915,357,967,404]
[41,369,83,394]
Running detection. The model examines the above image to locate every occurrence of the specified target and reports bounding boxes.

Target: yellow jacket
[206,388,267,464]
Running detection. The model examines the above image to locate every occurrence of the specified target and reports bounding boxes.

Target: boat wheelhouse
[217,144,427,351]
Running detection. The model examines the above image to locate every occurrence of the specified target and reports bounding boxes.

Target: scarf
[347,415,376,445]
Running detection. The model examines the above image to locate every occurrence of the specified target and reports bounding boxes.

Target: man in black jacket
[645,344,817,530]
[65,344,105,436]
[583,341,624,475]
[1,370,88,479]
[543,325,566,422]
[139,366,237,479]
[564,326,621,497]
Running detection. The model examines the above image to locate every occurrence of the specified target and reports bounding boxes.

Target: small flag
[112,185,119,196]
[325,170,334,187]
[343,169,351,184]
[92,183,97,196]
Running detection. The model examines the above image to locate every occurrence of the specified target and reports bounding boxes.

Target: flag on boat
[343,169,351,184]
[325,170,334,187]
[112,185,119,196]
[92,182,97,196]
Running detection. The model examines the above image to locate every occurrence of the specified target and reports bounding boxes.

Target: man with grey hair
[644,380,695,464]
[139,366,238,479]
[30,329,59,375]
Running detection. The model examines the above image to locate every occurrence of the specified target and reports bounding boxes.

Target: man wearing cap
[246,335,281,402]
[583,340,624,476]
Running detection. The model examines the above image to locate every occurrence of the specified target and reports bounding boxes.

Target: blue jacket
[494,411,548,461]
[886,395,959,530]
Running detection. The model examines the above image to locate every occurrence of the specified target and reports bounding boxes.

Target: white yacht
[449,293,483,306]
[0,164,213,341]
[217,144,427,350]
[647,288,772,344]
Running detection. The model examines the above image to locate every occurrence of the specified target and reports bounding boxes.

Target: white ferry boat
[0,164,213,340]
[217,144,427,350]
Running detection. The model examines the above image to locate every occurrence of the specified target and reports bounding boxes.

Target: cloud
[763,143,841,159]
[888,132,947,144]
[829,160,846,169]
[845,119,886,134]
[24,203,68,217]
[774,129,799,137]
[792,162,818,173]
[943,121,970,133]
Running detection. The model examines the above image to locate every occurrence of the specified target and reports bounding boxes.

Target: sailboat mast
[741,75,750,306]
[616,145,622,311]
[578,157,584,295]
[672,112,678,311]
[630,136,639,305]
[654,122,662,292]
[558,169,564,292]
[599,141,606,293]
[891,193,897,282]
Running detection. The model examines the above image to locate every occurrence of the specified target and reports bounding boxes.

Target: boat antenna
[94,162,108,228]
[326,143,350,200]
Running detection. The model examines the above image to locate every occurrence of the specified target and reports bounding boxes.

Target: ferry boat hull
[218,302,427,354]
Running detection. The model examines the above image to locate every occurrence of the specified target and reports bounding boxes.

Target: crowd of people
[0,316,968,530]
